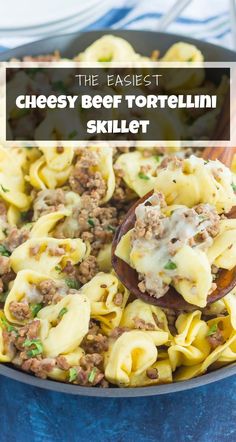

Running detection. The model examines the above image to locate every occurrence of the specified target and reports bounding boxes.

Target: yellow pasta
[81,272,129,334]
[10,237,88,277]
[154,155,236,214]
[38,294,90,357]
[4,269,52,324]
[0,146,30,210]
[115,151,162,197]
[120,298,171,345]
[105,330,158,386]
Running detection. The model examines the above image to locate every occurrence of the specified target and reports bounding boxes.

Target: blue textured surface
[0,374,235,442]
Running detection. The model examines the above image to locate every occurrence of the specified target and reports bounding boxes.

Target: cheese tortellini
[10,237,88,276]
[154,155,236,214]
[81,272,129,334]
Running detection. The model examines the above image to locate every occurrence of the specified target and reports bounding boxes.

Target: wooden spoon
[112,147,236,310]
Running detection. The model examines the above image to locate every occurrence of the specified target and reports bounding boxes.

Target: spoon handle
[202,146,236,167]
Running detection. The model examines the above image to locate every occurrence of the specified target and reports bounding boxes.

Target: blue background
[1,375,235,441]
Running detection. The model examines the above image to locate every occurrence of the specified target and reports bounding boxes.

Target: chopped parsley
[21,211,30,221]
[23,338,43,357]
[55,265,62,273]
[231,182,236,192]
[58,307,68,319]
[107,224,116,233]
[0,317,18,334]
[164,260,177,270]
[68,130,78,140]
[0,184,9,193]
[0,244,11,257]
[69,367,78,382]
[138,172,150,180]
[88,218,95,227]
[88,368,97,383]
[31,303,43,317]
[207,323,218,336]
[65,278,79,290]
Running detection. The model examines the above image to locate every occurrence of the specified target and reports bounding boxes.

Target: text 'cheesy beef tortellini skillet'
[1,35,236,390]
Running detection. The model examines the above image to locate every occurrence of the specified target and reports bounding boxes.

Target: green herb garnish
[0,244,11,257]
[207,324,218,336]
[88,218,95,227]
[88,368,97,383]
[21,211,29,221]
[69,367,78,382]
[23,338,43,357]
[231,182,236,192]
[55,265,62,273]
[68,130,78,140]
[0,184,9,193]
[154,155,162,162]
[65,278,79,290]
[58,307,68,319]
[107,225,116,233]
[31,303,43,317]
[0,317,18,334]
[164,260,177,270]
[138,172,150,180]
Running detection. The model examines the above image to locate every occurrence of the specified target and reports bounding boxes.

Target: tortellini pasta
[78,35,145,62]
[161,42,204,89]
[120,299,171,345]
[115,150,162,197]
[105,330,158,386]
[0,146,30,210]
[10,237,88,277]
[38,294,90,357]
[4,269,57,324]
[81,272,129,334]
[154,155,236,214]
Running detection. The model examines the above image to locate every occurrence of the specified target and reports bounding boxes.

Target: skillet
[0,29,236,396]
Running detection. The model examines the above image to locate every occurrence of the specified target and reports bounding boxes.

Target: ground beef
[38,279,63,305]
[77,256,98,284]
[133,316,155,330]
[132,193,166,242]
[9,300,30,321]
[22,357,56,378]
[69,150,106,202]
[158,156,182,170]
[4,227,29,252]
[72,353,105,387]
[109,326,130,339]
[54,194,117,254]
[195,204,220,237]
[146,368,159,379]
[81,321,108,354]
[10,319,41,354]
[113,165,135,201]
[207,322,225,349]
[33,189,66,220]
[0,256,10,276]
[56,355,70,371]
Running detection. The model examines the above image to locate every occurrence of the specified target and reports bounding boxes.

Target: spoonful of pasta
[112,147,236,310]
